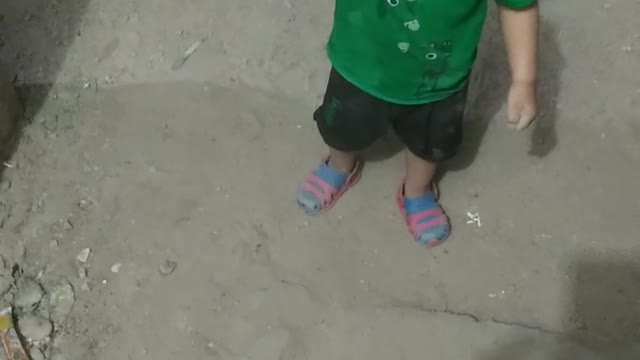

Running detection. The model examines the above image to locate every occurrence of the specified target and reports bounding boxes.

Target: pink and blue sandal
[297,157,363,215]
[396,182,451,248]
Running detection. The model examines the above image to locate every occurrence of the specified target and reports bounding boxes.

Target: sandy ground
[0,0,639,359]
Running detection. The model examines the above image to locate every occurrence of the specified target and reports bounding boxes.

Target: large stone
[14,279,45,311]
[17,314,53,342]
[0,63,22,162]
[29,347,46,360]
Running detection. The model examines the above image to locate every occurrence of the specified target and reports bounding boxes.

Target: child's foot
[396,183,450,248]
[297,157,363,214]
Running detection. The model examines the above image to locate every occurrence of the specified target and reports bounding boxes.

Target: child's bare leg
[404,149,437,197]
[328,148,358,173]
[297,68,384,214]
[400,148,450,246]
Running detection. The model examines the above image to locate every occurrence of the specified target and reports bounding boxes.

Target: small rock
[159,260,177,276]
[48,282,75,323]
[17,315,53,342]
[0,258,11,296]
[15,279,45,310]
[0,179,11,192]
[4,292,15,303]
[76,248,90,263]
[36,267,47,280]
[63,220,74,231]
[110,263,121,273]
[77,199,93,210]
[78,266,88,280]
[29,347,46,360]
[49,240,59,249]
[36,301,51,320]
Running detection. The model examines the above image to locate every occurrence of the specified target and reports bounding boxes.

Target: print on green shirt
[327,0,536,105]
[377,0,417,19]
[415,40,453,97]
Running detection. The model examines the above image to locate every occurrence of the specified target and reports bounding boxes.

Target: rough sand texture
[1,0,639,359]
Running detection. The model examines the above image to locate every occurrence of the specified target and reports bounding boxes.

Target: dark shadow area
[362,15,565,174]
[0,65,23,178]
[475,255,640,360]
[444,17,565,177]
[569,257,640,356]
[362,131,404,162]
[527,21,564,158]
[0,0,91,179]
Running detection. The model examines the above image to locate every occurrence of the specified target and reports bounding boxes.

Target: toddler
[297,0,538,247]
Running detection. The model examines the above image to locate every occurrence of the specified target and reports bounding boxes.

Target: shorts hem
[328,55,468,106]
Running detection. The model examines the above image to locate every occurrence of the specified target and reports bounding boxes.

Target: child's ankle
[327,155,357,173]
[403,182,432,198]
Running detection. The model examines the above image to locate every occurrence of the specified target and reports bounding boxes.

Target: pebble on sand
[14,279,45,310]
[0,179,11,192]
[29,347,46,360]
[76,248,91,263]
[48,282,75,323]
[159,260,177,276]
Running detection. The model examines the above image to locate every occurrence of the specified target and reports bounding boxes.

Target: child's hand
[507,81,537,130]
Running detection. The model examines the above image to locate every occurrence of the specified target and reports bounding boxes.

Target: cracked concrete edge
[380,302,559,335]
[332,304,619,360]
[372,303,640,358]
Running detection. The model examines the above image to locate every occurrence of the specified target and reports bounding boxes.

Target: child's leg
[297,68,388,214]
[393,88,468,247]
[328,148,357,173]
[400,149,449,246]
[404,149,437,198]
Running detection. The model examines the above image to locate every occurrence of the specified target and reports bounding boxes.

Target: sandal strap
[407,209,444,226]
[301,181,330,206]
[307,173,336,195]
[298,157,364,215]
[410,217,448,237]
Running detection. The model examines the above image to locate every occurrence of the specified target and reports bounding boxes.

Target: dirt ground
[0,0,639,359]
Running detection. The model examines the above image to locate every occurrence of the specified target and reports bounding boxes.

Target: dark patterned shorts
[314,68,467,162]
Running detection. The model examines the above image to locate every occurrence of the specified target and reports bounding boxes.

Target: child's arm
[499,2,539,130]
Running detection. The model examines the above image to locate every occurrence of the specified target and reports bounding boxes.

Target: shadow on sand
[364,17,566,178]
[0,0,91,179]
[476,254,640,360]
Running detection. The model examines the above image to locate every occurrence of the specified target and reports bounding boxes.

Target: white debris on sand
[76,248,91,263]
[48,282,76,324]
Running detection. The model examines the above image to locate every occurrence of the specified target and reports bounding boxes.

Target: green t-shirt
[327,0,536,105]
